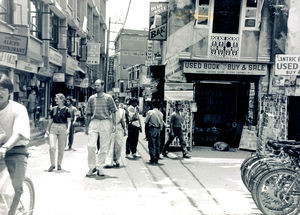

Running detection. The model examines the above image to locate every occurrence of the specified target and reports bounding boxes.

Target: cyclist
[0,73,30,215]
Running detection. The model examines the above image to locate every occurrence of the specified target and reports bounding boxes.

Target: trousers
[88,119,112,173]
[49,123,67,166]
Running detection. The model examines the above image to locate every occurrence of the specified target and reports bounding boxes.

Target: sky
[106,0,165,54]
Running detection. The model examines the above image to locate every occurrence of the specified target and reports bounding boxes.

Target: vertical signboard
[87,42,101,64]
[149,2,168,40]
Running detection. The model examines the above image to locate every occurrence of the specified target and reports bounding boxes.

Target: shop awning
[76,66,86,75]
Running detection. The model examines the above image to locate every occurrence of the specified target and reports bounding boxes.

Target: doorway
[288,96,300,141]
[194,81,249,147]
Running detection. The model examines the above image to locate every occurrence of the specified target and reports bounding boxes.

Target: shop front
[183,60,268,148]
[14,60,50,120]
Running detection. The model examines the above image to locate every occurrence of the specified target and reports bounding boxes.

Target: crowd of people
[0,74,191,214]
[43,78,192,176]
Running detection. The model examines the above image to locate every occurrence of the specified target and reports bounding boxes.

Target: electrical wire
[121,0,132,29]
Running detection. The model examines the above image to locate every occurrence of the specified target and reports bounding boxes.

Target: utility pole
[105,17,111,93]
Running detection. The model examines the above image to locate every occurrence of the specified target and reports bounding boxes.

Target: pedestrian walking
[0,73,30,215]
[45,93,71,172]
[144,100,164,164]
[105,98,127,167]
[65,97,78,151]
[125,98,142,159]
[162,102,191,158]
[85,79,117,177]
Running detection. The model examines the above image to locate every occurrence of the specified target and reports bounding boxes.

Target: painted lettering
[227,64,240,70]
[276,63,299,70]
[203,63,219,70]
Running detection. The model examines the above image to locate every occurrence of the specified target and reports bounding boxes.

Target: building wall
[0,0,107,118]
[114,29,148,98]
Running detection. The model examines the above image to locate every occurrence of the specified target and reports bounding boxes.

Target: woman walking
[105,99,127,167]
[125,98,142,159]
[45,93,71,171]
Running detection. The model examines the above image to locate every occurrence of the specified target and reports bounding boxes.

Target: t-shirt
[145,108,163,129]
[86,93,117,120]
[126,105,140,127]
[50,106,71,123]
[170,112,183,128]
[0,100,30,146]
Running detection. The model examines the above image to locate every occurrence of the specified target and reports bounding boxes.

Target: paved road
[26,131,261,215]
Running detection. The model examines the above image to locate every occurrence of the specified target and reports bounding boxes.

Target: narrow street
[26,129,261,215]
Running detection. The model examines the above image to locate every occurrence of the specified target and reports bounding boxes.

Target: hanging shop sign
[0,52,17,68]
[16,60,38,74]
[87,42,101,65]
[80,77,89,88]
[183,61,267,75]
[0,32,28,55]
[49,48,63,66]
[275,54,300,75]
[164,83,194,101]
[148,2,168,41]
[53,73,65,82]
[66,56,78,75]
[65,76,74,86]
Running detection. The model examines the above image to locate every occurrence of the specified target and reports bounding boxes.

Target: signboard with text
[87,43,101,64]
[53,73,65,82]
[149,2,168,40]
[275,54,300,75]
[0,52,17,68]
[183,61,267,75]
[0,32,28,55]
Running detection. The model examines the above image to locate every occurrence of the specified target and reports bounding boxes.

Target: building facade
[0,0,106,120]
[148,0,297,150]
[114,29,148,101]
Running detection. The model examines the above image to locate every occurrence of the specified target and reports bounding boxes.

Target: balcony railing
[209,34,240,58]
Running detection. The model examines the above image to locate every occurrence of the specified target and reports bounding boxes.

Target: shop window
[13,0,28,25]
[50,12,59,49]
[244,0,259,29]
[29,0,42,39]
[136,70,140,79]
[212,0,241,34]
[195,0,210,26]
[67,27,76,55]
[0,0,12,24]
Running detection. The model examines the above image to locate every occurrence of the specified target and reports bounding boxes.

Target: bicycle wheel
[255,168,300,215]
[16,177,35,215]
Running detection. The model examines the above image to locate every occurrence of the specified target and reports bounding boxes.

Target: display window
[13,73,48,119]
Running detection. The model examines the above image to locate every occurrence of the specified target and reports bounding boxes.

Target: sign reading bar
[275,54,300,75]
[149,2,168,41]
[183,61,267,75]
[0,32,28,55]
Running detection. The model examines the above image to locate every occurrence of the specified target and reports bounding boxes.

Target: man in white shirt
[0,73,30,215]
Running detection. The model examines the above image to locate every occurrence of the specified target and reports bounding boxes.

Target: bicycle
[0,161,35,215]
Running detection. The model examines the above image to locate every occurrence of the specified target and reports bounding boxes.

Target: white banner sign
[87,43,100,65]
[0,52,17,68]
[275,54,300,75]
[183,61,267,75]
[164,91,194,101]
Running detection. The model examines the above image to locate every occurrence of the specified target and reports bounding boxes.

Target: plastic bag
[0,166,15,214]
